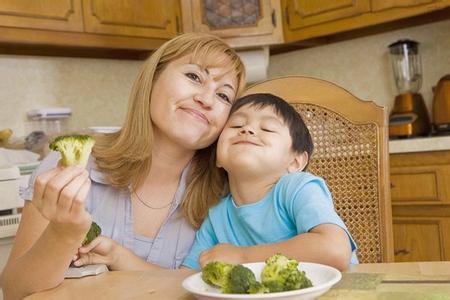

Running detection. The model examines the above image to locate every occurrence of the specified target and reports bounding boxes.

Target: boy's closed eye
[230,125,243,129]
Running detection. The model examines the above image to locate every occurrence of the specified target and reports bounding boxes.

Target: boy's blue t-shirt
[182,172,358,270]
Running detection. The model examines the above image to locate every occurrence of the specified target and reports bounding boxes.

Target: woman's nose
[194,90,214,107]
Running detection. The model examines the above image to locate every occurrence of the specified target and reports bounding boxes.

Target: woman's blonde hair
[92,33,246,228]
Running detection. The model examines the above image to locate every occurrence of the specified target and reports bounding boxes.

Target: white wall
[0,56,141,137]
[268,19,450,115]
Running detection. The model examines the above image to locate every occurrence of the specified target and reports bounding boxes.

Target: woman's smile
[180,107,210,125]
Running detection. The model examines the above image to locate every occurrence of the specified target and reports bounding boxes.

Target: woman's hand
[199,243,246,268]
[32,164,92,244]
[73,236,122,270]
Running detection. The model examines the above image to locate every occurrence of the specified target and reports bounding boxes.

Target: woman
[1,33,246,299]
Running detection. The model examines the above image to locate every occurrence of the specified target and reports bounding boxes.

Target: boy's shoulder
[208,193,232,214]
[277,171,323,187]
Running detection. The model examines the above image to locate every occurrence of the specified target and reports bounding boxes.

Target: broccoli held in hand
[201,261,234,289]
[49,135,95,167]
[261,254,313,292]
[82,221,101,246]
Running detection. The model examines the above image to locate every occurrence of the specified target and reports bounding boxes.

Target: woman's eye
[217,93,231,103]
[185,72,201,82]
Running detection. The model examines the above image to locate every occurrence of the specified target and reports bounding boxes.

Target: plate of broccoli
[182,254,341,299]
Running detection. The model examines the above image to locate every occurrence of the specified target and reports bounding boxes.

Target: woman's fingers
[43,166,85,204]
[70,177,91,216]
[78,236,103,253]
[57,171,89,213]
[33,167,61,207]
[73,251,108,266]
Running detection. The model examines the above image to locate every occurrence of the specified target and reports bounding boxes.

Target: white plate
[182,262,341,300]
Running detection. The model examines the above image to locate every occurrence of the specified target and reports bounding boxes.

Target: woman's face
[150,54,238,150]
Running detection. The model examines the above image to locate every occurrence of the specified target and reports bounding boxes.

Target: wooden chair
[244,76,394,263]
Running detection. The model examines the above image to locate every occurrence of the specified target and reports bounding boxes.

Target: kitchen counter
[389,135,450,154]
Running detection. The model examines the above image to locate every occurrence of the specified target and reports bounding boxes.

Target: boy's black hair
[230,93,314,166]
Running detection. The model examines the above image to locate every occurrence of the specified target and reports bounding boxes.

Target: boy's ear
[287,152,308,173]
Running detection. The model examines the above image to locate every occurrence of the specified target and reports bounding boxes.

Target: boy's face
[217,104,303,178]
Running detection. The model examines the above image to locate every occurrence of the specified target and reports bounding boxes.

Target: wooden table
[26,262,450,299]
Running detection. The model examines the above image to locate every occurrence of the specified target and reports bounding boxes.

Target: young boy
[182,93,358,271]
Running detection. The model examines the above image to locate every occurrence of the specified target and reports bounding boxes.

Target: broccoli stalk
[261,254,313,292]
[49,134,95,167]
[82,221,101,246]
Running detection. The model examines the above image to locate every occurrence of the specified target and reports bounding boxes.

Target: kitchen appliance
[432,74,450,134]
[0,165,22,238]
[388,39,431,138]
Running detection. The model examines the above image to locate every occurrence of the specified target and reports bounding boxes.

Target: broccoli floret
[222,265,257,294]
[248,281,269,294]
[49,134,95,167]
[201,261,234,288]
[82,221,101,246]
[261,254,313,292]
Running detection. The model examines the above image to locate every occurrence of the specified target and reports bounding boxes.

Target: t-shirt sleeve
[19,151,61,201]
[285,175,357,254]
[182,215,217,270]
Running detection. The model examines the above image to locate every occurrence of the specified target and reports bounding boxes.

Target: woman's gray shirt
[20,151,196,269]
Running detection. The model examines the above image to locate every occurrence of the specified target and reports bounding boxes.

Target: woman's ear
[287,152,309,173]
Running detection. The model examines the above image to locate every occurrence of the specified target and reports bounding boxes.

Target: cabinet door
[182,0,283,48]
[393,217,449,262]
[82,0,181,39]
[283,0,370,30]
[0,0,83,32]
[371,0,440,12]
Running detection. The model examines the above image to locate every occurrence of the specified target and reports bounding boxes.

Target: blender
[388,39,430,138]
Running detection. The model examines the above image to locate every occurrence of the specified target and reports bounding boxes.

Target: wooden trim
[0,26,167,50]
[391,150,450,167]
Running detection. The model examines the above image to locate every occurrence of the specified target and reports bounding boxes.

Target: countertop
[389,135,450,154]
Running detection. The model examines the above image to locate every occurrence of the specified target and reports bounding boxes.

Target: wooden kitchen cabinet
[181,0,283,48]
[0,0,181,52]
[282,0,370,36]
[281,0,450,42]
[0,0,83,32]
[390,150,450,262]
[82,0,181,39]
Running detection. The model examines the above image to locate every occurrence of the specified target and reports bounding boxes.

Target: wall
[268,19,450,115]
[0,56,141,138]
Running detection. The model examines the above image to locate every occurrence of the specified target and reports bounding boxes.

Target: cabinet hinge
[284,7,290,25]
[271,9,277,27]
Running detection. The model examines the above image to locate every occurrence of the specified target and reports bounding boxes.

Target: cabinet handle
[390,182,395,189]
[175,16,180,34]
[271,9,277,27]
[284,7,290,25]
[394,249,410,256]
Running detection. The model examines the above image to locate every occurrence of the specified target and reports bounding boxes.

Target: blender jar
[388,39,422,94]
